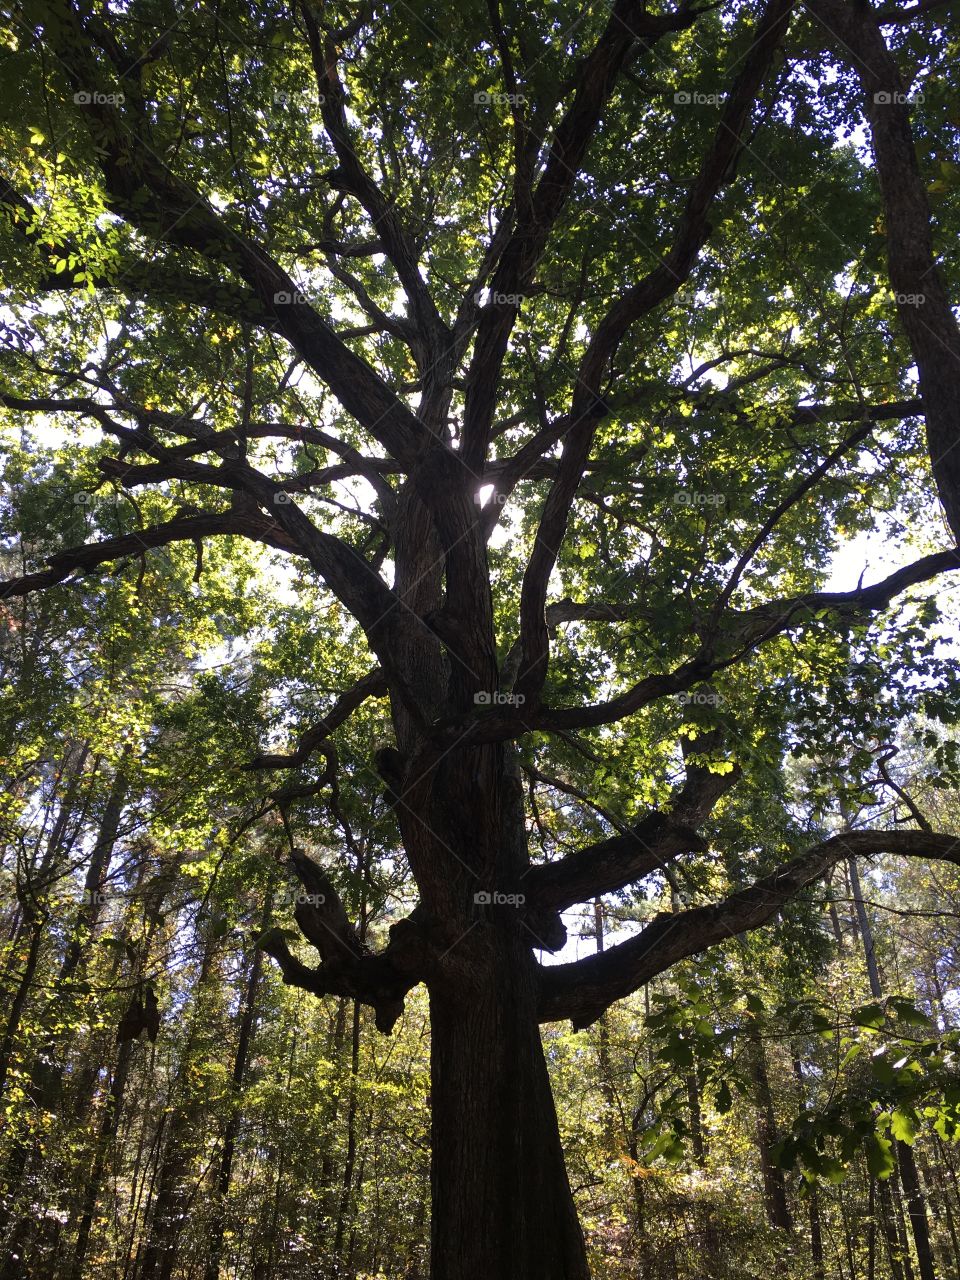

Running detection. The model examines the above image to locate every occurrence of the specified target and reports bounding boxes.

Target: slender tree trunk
[838,1182,858,1280]
[930,1139,960,1274]
[332,998,362,1270]
[898,1141,938,1280]
[0,915,44,1103]
[135,919,221,1280]
[203,896,269,1280]
[876,1179,906,1280]
[848,856,936,1280]
[915,1146,957,1277]
[316,1000,348,1254]
[748,1026,792,1232]
[867,1176,877,1280]
[792,1055,825,1279]
[68,1037,136,1280]
[0,746,91,1103]
[65,851,160,1277]
[591,901,619,1154]
[0,759,129,1279]
[893,1173,918,1280]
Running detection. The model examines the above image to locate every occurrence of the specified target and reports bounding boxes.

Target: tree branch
[459,0,706,470]
[806,0,960,541]
[513,0,795,704]
[539,829,960,1027]
[249,668,388,769]
[0,512,298,600]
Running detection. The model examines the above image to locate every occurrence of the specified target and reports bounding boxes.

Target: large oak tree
[2,1,960,1276]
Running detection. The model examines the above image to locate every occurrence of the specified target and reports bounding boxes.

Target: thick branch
[807,0,960,541]
[259,928,414,1033]
[513,0,795,703]
[0,512,298,599]
[524,812,708,916]
[534,549,960,731]
[523,724,738,913]
[539,829,960,1027]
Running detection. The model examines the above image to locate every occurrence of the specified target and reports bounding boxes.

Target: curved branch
[539,829,960,1027]
[0,512,298,600]
[249,668,388,769]
[523,725,739,913]
[535,549,960,731]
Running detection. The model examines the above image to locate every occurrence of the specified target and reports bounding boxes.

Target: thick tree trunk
[428,927,589,1280]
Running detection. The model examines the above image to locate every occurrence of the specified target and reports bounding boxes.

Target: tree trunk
[203,900,268,1280]
[68,1037,135,1280]
[748,1026,792,1232]
[0,757,129,1279]
[793,1055,825,1279]
[136,917,221,1280]
[878,1179,906,1280]
[848,856,936,1280]
[332,997,363,1269]
[0,744,91,1103]
[428,927,589,1280]
[64,850,162,1279]
[898,1142,938,1280]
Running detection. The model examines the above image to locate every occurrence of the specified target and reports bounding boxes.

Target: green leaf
[852,1003,886,1031]
[865,1134,895,1180]
[890,1110,917,1145]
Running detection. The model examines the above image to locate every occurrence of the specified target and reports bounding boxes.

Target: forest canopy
[2,0,960,1278]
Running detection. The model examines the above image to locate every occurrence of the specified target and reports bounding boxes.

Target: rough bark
[807,0,960,541]
[429,926,589,1280]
